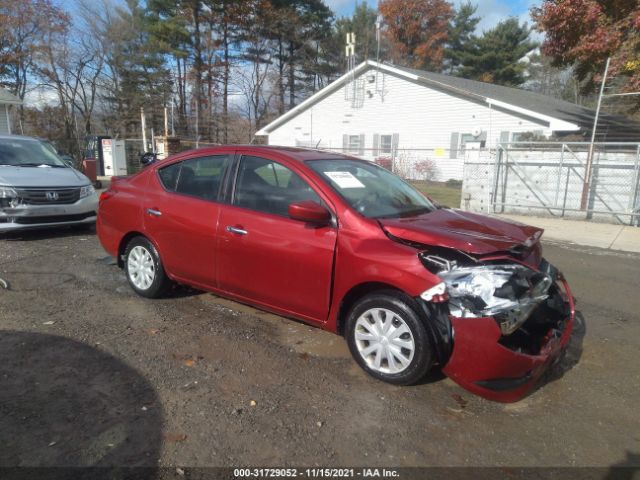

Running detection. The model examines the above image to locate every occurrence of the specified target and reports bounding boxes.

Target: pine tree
[456,18,537,86]
[444,2,480,74]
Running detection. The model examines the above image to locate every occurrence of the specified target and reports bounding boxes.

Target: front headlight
[79,185,96,198]
[439,263,552,335]
[440,265,525,312]
[0,186,19,208]
[0,186,17,199]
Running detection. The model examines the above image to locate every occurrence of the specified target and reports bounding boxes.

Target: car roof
[0,134,43,143]
[189,144,355,163]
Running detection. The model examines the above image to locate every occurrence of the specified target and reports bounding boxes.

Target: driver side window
[234,155,321,216]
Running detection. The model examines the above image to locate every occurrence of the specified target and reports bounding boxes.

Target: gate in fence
[462,142,640,226]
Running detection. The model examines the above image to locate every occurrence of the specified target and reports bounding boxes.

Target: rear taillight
[99,190,116,203]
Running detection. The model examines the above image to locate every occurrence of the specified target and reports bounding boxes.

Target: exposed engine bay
[420,251,571,356]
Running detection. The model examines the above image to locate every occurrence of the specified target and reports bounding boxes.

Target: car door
[216,154,337,324]
[143,152,233,288]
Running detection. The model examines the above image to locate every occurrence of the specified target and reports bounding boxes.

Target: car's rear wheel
[124,236,171,298]
[345,291,433,385]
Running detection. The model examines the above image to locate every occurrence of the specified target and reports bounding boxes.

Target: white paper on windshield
[325,171,365,188]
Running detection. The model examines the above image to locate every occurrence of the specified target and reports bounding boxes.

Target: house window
[348,135,361,153]
[460,133,486,154]
[380,135,393,154]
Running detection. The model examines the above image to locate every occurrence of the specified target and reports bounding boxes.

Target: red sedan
[97,146,574,402]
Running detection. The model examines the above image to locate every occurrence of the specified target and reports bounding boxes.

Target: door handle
[146,208,162,217]
[226,226,248,235]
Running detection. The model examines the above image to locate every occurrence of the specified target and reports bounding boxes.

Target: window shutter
[358,133,365,156]
[342,134,348,152]
[449,132,459,159]
[392,133,399,156]
[372,134,380,157]
[499,131,510,145]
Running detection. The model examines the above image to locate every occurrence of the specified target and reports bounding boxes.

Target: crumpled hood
[0,166,89,187]
[379,208,543,255]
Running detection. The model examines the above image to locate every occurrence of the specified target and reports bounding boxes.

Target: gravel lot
[0,227,639,470]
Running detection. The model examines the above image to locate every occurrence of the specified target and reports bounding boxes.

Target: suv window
[164,155,230,201]
[234,155,321,216]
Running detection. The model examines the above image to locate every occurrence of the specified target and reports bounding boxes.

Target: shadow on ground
[535,310,587,391]
[605,451,640,479]
[0,225,96,243]
[0,331,163,470]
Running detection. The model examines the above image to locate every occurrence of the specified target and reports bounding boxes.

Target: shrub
[375,157,393,171]
[415,159,437,181]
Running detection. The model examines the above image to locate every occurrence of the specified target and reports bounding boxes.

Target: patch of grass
[409,180,462,208]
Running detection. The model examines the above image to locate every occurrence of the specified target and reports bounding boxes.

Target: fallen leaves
[164,432,188,443]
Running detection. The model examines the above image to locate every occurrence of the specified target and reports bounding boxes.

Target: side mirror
[140,151,157,167]
[288,201,331,225]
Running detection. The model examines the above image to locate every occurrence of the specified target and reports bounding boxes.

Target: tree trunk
[223,20,229,143]
[192,2,203,143]
[288,42,295,110]
[278,37,285,115]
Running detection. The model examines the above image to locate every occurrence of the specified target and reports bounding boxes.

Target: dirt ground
[0,227,639,470]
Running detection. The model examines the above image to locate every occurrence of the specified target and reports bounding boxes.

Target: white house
[0,89,21,134]
[257,60,640,181]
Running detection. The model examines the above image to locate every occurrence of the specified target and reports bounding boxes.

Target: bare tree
[235,42,274,139]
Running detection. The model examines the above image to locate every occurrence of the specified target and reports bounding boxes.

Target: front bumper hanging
[442,276,575,402]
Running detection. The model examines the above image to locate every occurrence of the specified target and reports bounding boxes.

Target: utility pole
[164,107,168,137]
[581,57,610,211]
[140,107,147,153]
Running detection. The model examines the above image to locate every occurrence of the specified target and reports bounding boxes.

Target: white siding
[267,69,549,181]
[0,105,9,134]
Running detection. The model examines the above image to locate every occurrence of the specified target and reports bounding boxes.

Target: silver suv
[0,135,98,232]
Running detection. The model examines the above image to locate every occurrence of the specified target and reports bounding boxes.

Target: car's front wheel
[124,236,171,298]
[345,291,433,385]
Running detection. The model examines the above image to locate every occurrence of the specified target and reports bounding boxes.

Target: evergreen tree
[444,2,479,74]
[335,2,379,63]
[103,0,173,137]
[265,0,333,112]
[456,18,537,86]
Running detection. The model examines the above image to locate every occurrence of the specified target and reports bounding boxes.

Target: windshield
[308,159,436,219]
[0,138,68,167]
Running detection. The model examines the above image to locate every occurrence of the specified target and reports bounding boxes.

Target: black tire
[123,236,171,298]
[345,290,433,385]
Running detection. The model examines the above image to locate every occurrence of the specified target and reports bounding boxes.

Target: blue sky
[327,0,540,32]
[57,0,539,33]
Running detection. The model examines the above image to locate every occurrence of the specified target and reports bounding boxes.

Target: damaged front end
[420,252,575,402]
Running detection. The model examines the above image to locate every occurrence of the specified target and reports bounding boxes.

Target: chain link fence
[120,141,468,182]
[463,143,640,226]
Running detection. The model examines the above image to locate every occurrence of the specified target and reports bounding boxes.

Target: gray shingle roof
[391,64,640,142]
[0,88,21,105]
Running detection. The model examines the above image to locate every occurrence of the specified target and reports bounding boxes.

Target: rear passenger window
[175,155,230,201]
[158,163,181,191]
